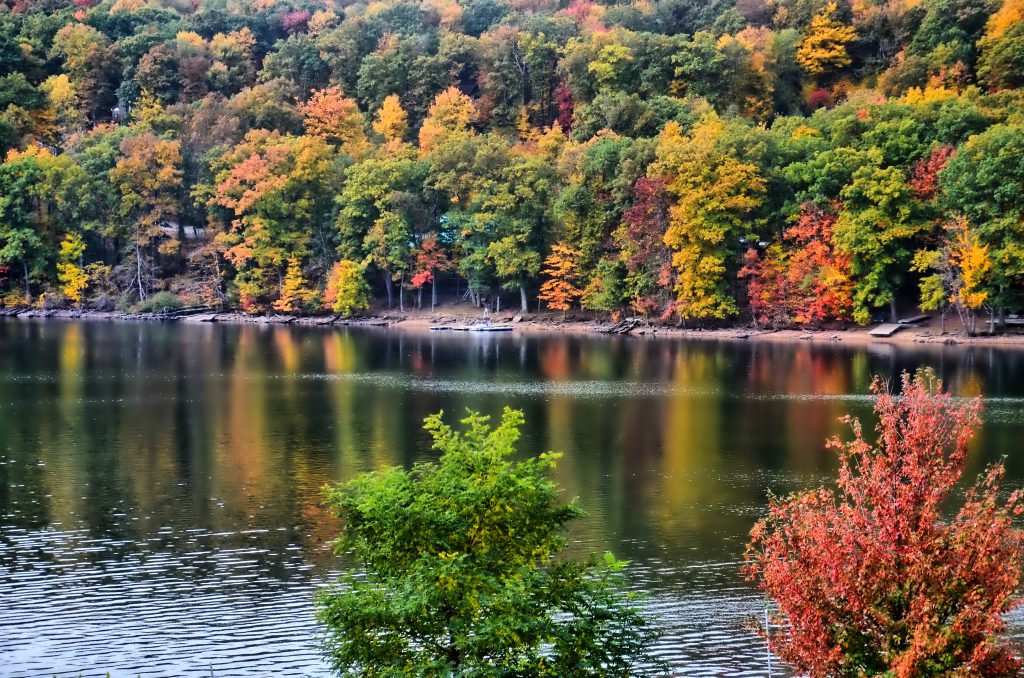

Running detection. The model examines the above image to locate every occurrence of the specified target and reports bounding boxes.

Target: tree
[741,204,854,327]
[796,3,857,77]
[940,124,1024,313]
[301,86,370,157]
[316,408,660,675]
[334,150,428,309]
[410,233,450,310]
[739,244,796,328]
[978,0,1024,90]
[42,74,86,136]
[272,256,316,313]
[745,369,1024,677]
[259,34,330,95]
[617,176,673,316]
[908,144,956,201]
[834,163,924,324]
[110,132,183,301]
[206,130,339,312]
[49,23,117,122]
[324,259,370,316]
[538,242,582,317]
[372,93,409,145]
[913,217,992,335]
[0,159,46,302]
[57,233,88,306]
[653,117,766,322]
[419,86,475,154]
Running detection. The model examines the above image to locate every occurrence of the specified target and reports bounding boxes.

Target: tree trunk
[431,277,437,310]
[399,272,405,312]
[383,271,393,309]
[496,295,500,312]
[417,286,422,310]
[23,261,30,303]
[136,239,146,301]
[177,220,186,273]
[519,282,528,312]
[889,298,897,323]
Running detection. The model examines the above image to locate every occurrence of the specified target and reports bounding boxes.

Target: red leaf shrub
[744,370,1024,677]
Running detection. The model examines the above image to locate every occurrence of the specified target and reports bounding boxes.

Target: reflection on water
[2,321,1024,676]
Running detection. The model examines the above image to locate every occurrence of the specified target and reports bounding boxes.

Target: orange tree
[745,369,1024,677]
[537,242,582,317]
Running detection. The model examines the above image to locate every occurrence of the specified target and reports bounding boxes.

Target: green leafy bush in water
[135,291,183,314]
[316,408,662,676]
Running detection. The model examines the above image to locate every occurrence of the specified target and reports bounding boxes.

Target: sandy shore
[5,304,1024,349]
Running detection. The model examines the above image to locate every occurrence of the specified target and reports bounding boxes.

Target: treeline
[2,0,1024,325]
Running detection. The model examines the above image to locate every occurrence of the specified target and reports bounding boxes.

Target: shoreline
[5,306,1024,349]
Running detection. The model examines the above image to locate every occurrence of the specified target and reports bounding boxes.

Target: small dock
[869,323,904,337]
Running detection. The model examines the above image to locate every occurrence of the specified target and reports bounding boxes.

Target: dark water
[2,320,1024,677]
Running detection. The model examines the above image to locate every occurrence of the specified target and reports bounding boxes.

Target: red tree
[281,10,311,34]
[739,204,853,326]
[739,245,795,327]
[618,177,673,316]
[785,203,853,324]
[745,370,1024,677]
[554,82,574,133]
[909,144,956,201]
[410,233,450,310]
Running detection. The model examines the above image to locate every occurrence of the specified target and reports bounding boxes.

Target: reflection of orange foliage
[224,329,267,491]
[273,327,300,372]
[539,340,572,380]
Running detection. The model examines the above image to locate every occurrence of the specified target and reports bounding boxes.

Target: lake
[2,320,1024,676]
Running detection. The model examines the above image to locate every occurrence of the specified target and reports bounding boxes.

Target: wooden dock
[869,323,904,337]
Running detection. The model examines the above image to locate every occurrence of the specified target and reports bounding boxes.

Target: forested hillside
[2,0,1023,325]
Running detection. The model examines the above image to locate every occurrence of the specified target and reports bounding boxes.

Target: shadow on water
[2,320,1024,676]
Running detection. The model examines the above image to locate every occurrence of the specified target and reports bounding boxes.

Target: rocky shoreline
[5,305,1024,349]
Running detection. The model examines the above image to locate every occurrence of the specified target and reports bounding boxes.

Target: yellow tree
[324,259,370,316]
[301,86,369,157]
[41,74,85,136]
[797,3,857,77]
[537,243,582,318]
[56,233,88,306]
[372,94,409,146]
[418,87,475,155]
[110,132,183,301]
[653,117,765,321]
[272,256,317,312]
[913,218,992,335]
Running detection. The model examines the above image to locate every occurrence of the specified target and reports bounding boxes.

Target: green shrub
[135,291,184,313]
[316,408,662,675]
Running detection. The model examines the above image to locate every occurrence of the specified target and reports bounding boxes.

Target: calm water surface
[2,320,1024,677]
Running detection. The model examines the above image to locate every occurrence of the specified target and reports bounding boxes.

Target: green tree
[834,163,925,324]
[316,408,660,676]
[940,124,1024,312]
[335,149,430,309]
[0,152,48,301]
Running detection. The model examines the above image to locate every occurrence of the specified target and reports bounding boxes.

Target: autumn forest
[2,0,1024,327]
